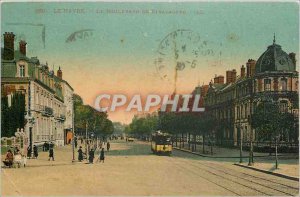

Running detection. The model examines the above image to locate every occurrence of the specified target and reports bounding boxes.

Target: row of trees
[74,94,114,138]
[125,112,217,153]
[1,93,26,137]
[126,100,297,153]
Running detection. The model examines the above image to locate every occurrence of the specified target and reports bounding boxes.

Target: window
[280,100,288,112]
[264,79,271,91]
[258,79,262,91]
[241,105,244,119]
[19,65,25,77]
[280,78,287,91]
[273,78,278,91]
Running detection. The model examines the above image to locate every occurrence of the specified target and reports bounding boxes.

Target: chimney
[214,75,224,84]
[246,62,250,77]
[246,59,256,77]
[241,65,245,78]
[57,66,62,79]
[19,40,27,56]
[3,32,15,60]
[226,69,237,84]
[289,53,296,66]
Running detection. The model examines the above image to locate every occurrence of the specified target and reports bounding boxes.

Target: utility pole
[72,95,75,162]
[248,79,254,166]
[85,121,88,159]
[275,136,278,169]
[240,126,243,163]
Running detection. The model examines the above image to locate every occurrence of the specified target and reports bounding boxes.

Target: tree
[198,114,216,154]
[74,94,112,139]
[1,93,25,137]
[1,96,10,137]
[251,101,295,168]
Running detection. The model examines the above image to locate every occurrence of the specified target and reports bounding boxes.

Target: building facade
[204,38,299,146]
[1,32,74,146]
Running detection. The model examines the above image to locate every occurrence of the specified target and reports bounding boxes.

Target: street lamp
[85,121,88,160]
[248,115,254,166]
[25,113,35,158]
[239,124,243,163]
[71,95,75,162]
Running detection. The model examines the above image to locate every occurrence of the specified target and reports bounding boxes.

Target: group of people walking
[77,139,110,164]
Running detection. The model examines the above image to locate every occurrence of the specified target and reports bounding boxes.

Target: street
[2,140,299,196]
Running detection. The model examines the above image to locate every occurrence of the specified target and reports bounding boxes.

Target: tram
[151,131,172,155]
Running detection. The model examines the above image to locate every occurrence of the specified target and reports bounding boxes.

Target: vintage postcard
[1,0,299,196]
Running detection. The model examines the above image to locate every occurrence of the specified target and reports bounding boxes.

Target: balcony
[35,104,54,117]
[54,113,66,121]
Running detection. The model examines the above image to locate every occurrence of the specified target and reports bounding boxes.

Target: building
[204,37,299,146]
[1,32,74,147]
[61,74,75,144]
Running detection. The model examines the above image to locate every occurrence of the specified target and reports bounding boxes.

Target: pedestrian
[43,142,47,151]
[107,142,110,152]
[27,145,32,158]
[75,139,78,149]
[3,149,14,168]
[88,148,95,164]
[78,146,83,162]
[48,143,54,161]
[81,138,83,144]
[99,148,105,163]
[33,145,38,159]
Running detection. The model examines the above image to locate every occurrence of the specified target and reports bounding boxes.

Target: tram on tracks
[151,131,172,155]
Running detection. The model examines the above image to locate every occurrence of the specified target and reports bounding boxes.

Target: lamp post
[25,79,35,158]
[248,114,254,166]
[239,125,243,163]
[85,121,88,160]
[71,95,75,162]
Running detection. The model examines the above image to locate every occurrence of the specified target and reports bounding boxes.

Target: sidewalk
[234,162,299,181]
[1,144,85,168]
[174,143,299,178]
[174,143,298,158]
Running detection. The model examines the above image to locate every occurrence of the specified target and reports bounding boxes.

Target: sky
[1,2,299,123]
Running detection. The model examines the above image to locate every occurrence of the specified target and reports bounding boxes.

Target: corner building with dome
[204,37,299,147]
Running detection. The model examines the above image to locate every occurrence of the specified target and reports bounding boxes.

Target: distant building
[204,37,299,146]
[1,32,74,146]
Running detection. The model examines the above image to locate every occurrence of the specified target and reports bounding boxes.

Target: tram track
[185,160,296,196]
[200,161,299,190]
[166,158,242,195]
[172,159,272,196]
[171,149,299,196]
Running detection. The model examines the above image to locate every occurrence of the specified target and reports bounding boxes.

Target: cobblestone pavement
[1,140,299,196]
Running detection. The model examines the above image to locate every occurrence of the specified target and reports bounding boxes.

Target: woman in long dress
[99,148,105,163]
[78,146,83,162]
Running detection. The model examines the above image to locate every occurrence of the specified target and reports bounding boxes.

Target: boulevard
[2,140,299,196]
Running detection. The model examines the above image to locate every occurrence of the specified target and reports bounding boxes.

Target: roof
[62,80,74,91]
[212,83,226,91]
[255,40,295,74]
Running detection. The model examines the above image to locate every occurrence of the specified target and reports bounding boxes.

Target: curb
[234,163,299,182]
[173,147,272,159]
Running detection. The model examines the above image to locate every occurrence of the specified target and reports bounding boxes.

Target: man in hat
[33,145,38,159]
[48,142,54,161]
[78,146,84,162]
